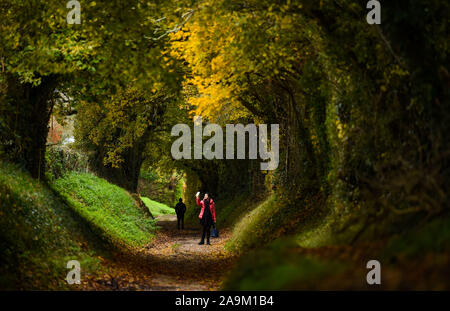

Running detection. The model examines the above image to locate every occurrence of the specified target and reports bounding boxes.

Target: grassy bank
[224,192,327,253]
[52,172,157,249]
[141,197,175,217]
[0,162,102,290]
[223,213,450,290]
[219,186,450,290]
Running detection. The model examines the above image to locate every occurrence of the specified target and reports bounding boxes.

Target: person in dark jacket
[175,198,186,230]
[195,192,216,245]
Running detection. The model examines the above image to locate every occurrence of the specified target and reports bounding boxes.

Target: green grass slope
[52,172,157,249]
[218,188,450,290]
[225,192,326,253]
[0,162,102,290]
[223,215,450,290]
[141,197,175,217]
[222,238,345,290]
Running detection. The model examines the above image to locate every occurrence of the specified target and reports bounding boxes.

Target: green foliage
[75,87,176,169]
[224,215,450,290]
[1,0,448,290]
[138,166,183,207]
[0,0,184,178]
[0,0,180,87]
[52,172,157,248]
[0,161,101,290]
[381,216,450,260]
[139,168,159,182]
[180,171,202,225]
[226,192,328,252]
[141,197,175,217]
[74,87,181,192]
[225,196,277,252]
[214,193,265,229]
[171,0,449,246]
[45,145,88,180]
[174,178,184,207]
[223,238,344,290]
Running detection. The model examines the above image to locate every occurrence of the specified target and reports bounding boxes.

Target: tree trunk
[2,74,58,179]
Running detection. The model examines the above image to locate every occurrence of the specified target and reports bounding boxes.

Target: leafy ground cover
[52,172,157,249]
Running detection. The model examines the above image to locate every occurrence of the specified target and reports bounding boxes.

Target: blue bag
[211,225,219,238]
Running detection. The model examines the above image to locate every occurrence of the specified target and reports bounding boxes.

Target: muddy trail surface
[83,215,237,291]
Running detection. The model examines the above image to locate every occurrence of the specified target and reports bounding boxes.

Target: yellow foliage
[169,0,321,122]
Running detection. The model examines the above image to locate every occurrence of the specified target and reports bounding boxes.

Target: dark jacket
[175,202,186,215]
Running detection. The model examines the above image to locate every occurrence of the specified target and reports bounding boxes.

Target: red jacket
[196,197,216,223]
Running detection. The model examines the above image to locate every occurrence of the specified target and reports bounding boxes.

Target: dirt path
[84,215,237,290]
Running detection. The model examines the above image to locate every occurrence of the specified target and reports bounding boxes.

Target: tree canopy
[1,0,448,226]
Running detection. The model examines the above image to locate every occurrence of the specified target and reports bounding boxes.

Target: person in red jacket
[195,192,216,245]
